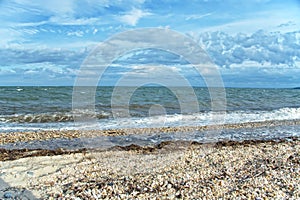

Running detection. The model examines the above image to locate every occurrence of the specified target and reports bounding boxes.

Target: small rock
[27,171,34,176]
[4,192,13,198]
[107,182,113,186]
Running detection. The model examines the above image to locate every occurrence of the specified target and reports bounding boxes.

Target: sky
[0,0,300,87]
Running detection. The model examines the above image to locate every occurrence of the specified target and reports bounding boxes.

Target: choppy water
[0,86,300,146]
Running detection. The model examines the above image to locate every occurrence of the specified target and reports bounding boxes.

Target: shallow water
[1,87,300,130]
[1,123,299,150]
[1,87,300,147]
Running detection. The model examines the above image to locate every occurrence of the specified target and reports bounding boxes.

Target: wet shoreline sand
[1,119,300,145]
[0,135,299,199]
[0,136,299,162]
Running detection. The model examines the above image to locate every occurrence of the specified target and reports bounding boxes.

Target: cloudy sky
[0,0,300,87]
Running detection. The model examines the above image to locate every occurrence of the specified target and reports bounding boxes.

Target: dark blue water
[0,86,300,132]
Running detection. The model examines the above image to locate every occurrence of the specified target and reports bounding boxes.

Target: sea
[1,86,300,149]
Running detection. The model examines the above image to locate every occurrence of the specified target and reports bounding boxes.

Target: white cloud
[67,30,84,37]
[93,28,98,35]
[49,16,101,26]
[21,28,39,35]
[0,62,68,79]
[0,47,87,67]
[113,64,195,87]
[220,65,300,88]
[199,9,300,34]
[0,28,24,46]
[124,65,180,76]
[0,68,16,75]
[119,8,151,26]
[13,21,48,27]
[185,12,214,21]
[195,30,300,68]
[23,69,39,75]
[13,0,75,16]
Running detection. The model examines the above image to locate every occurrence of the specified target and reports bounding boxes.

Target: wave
[75,107,300,130]
[0,111,110,123]
[224,107,300,124]
[0,107,299,133]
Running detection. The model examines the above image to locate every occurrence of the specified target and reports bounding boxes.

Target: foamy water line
[1,107,300,132]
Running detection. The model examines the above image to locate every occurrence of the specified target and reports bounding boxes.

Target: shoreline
[1,119,300,145]
[0,121,299,198]
[0,136,299,162]
[0,136,299,199]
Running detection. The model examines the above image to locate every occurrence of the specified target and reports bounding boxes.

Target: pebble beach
[1,0,300,196]
[0,129,299,199]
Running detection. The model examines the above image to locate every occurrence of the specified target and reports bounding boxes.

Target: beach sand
[1,119,300,145]
[0,135,299,199]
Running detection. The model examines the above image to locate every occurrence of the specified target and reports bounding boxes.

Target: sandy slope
[0,139,299,199]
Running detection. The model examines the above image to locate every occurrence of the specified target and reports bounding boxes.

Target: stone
[4,192,13,198]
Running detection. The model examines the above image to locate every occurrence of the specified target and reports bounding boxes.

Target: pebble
[4,192,13,198]
[27,171,34,176]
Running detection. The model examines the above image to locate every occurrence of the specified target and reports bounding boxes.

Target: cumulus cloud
[277,21,296,28]
[1,27,299,86]
[105,30,300,69]
[196,30,300,68]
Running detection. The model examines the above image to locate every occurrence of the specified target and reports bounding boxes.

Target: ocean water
[0,86,300,142]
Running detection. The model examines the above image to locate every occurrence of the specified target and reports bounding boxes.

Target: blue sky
[0,0,299,87]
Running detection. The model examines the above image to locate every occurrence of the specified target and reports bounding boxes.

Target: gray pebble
[4,192,13,198]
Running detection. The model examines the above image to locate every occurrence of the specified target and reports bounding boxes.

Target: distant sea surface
[1,86,300,142]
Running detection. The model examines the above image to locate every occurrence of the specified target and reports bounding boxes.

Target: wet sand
[1,119,300,145]
[0,136,299,199]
